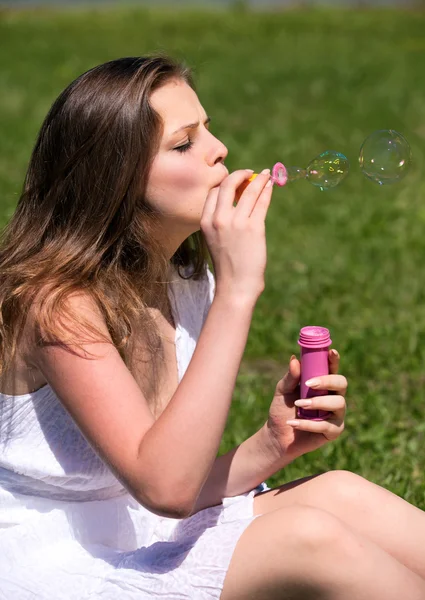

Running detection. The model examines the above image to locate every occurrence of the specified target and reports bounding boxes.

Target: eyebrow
[171,116,211,135]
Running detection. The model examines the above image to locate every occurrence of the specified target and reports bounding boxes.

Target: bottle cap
[298,326,332,349]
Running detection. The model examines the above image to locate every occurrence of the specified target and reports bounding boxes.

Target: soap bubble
[359,129,411,185]
[271,151,349,192]
[266,130,411,194]
[286,166,307,183]
[306,150,350,191]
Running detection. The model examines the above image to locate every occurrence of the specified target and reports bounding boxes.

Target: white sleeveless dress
[0,268,265,600]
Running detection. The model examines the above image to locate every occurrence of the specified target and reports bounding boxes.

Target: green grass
[1,5,425,507]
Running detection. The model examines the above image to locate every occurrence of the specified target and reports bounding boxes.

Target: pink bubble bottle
[298,326,332,421]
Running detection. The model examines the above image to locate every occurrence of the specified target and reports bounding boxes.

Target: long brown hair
[0,55,208,404]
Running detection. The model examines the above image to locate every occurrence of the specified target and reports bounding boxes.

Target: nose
[207,133,228,167]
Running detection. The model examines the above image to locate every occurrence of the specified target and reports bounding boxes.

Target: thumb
[276,355,300,395]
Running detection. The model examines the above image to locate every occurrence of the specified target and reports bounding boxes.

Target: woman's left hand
[265,350,347,462]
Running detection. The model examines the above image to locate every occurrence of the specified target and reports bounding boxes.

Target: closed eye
[171,116,211,154]
[174,139,194,153]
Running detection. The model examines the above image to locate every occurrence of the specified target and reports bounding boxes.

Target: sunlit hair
[0,55,208,409]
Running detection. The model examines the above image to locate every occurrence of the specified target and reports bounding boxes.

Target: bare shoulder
[1,290,112,396]
[26,287,124,394]
[27,289,112,358]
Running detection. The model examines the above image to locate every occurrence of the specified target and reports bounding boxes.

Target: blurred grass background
[0,5,425,506]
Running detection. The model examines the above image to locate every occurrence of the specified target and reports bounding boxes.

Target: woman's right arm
[33,169,273,519]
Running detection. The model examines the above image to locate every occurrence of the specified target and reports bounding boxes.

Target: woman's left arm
[192,350,347,513]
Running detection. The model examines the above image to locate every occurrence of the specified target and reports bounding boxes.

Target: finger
[215,170,255,213]
[294,395,346,419]
[286,418,344,440]
[201,186,220,227]
[235,169,271,219]
[235,173,257,202]
[250,175,274,221]
[328,348,340,375]
[304,374,347,395]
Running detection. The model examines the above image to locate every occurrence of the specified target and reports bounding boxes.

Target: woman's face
[147,79,229,244]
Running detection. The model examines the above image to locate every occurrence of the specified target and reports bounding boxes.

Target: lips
[213,165,229,188]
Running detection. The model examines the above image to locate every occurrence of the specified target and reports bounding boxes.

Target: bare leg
[254,470,425,579]
[221,504,425,600]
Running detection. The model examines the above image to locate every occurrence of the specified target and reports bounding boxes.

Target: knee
[317,470,373,504]
[286,505,352,557]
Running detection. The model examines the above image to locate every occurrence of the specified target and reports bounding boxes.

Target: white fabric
[0,266,261,600]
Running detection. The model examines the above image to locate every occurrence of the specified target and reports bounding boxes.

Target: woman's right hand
[200,168,273,303]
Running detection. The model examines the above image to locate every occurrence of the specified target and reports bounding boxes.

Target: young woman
[0,55,424,600]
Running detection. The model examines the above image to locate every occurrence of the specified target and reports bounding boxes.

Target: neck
[153,221,198,261]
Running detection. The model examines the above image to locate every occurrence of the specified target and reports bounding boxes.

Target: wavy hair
[0,55,208,407]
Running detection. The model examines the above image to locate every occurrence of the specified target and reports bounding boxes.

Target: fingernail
[331,349,339,357]
[294,399,312,407]
[305,378,320,387]
[265,179,273,188]
[245,169,254,173]
[286,419,300,427]
[290,354,297,362]
[260,168,271,175]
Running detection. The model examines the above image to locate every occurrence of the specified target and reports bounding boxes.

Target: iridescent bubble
[286,166,307,183]
[359,129,412,185]
[306,150,350,191]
